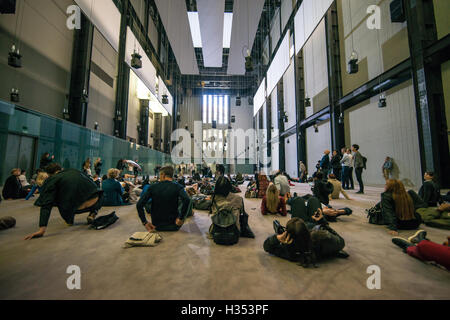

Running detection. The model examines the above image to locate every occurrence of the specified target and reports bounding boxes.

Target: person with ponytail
[261,183,287,216]
[263,216,348,268]
[381,179,423,236]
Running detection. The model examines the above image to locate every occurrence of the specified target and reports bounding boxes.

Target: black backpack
[362,156,367,170]
[211,202,240,246]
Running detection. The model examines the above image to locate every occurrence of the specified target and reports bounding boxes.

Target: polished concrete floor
[0,182,449,300]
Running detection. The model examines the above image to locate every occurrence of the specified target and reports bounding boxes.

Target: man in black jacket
[320,150,331,180]
[312,172,334,206]
[418,172,441,207]
[2,168,28,200]
[137,166,191,232]
[24,164,103,240]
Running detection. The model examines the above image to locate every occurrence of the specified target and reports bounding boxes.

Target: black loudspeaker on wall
[390,0,406,23]
[0,0,16,14]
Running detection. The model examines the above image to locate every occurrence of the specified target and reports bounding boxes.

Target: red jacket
[261,196,287,216]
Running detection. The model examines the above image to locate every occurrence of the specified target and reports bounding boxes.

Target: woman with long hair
[257,172,269,198]
[263,217,347,268]
[261,183,287,216]
[82,158,92,177]
[381,179,423,235]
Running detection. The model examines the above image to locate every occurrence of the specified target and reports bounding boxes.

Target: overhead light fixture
[131,51,142,69]
[378,94,387,108]
[188,12,203,48]
[8,44,22,68]
[347,51,359,74]
[10,88,19,102]
[305,96,311,107]
[314,124,319,133]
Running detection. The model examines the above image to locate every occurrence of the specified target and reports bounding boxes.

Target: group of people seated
[1,158,448,271]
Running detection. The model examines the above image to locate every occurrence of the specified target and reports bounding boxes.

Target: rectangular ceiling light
[188,12,203,48]
[223,13,233,48]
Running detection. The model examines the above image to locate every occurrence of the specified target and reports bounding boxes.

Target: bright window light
[224,95,229,124]
[188,12,203,48]
[203,95,207,123]
[219,96,224,124]
[213,96,218,122]
[208,95,213,123]
[223,13,233,48]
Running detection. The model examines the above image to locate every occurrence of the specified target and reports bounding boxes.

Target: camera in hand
[273,220,286,235]
[314,210,321,219]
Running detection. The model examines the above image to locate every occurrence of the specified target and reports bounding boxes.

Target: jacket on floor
[34,169,101,227]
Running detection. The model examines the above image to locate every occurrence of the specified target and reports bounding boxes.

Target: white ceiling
[197,0,225,68]
[155,0,199,75]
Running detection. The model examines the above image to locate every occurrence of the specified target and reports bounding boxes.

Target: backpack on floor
[192,195,212,211]
[210,202,239,246]
[90,212,119,230]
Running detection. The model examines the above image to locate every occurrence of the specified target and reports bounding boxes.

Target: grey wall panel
[270,9,281,56]
[344,82,422,188]
[306,120,331,176]
[285,133,298,178]
[283,62,296,129]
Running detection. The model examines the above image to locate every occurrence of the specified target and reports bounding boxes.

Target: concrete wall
[434,0,450,40]
[344,81,422,188]
[303,18,328,118]
[0,0,74,118]
[337,0,410,96]
[285,133,298,178]
[306,120,331,176]
[86,28,118,136]
[127,70,141,142]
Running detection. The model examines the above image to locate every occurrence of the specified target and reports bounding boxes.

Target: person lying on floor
[209,176,254,239]
[137,166,191,232]
[263,217,348,268]
[24,163,104,240]
[288,195,352,224]
[377,179,425,236]
[261,183,287,216]
[392,230,450,271]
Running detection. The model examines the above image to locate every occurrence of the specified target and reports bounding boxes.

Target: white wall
[306,120,331,175]
[285,133,298,177]
[283,61,296,129]
[345,82,422,187]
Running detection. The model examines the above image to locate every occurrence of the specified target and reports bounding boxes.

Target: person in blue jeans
[137,166,191,232]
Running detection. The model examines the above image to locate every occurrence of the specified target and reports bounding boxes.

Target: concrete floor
[0,183,449,300]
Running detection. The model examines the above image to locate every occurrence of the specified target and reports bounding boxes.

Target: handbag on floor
[366,204,384,225]
[124,232,163,248]
[90,212,119,230]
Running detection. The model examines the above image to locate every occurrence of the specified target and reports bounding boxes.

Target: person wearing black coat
[2,169,28,200]
[312,172,334,206]
[39,152,54,170]
[418,172,441,207]
[24,164,104,240]
[330,150,342,181]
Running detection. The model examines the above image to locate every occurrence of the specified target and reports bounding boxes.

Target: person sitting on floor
[102,169,128,206]
[257,172,270,198]
[378,179,424,236]
[137,166,191,232]
[25,171,49,200]
[261,183,287,216]
[24,163,105,240]
[209,176,255,239]
[274,170,291,197]
[392,230,450,271]
[418,172,441,207]
[328,174,351,200]
[18,170,31,190]
[2,168,28,200]
[312,172,334,206]
[288,195,352,224]
[263,217,348,268]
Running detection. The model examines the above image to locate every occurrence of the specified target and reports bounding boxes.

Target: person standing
[320,150,331,180]
[94,158,103,176]
[352,145,365,194]
[340,149,351,190]
[382,157,393,181]
[347,149,355,190]
[331,150,342,181]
